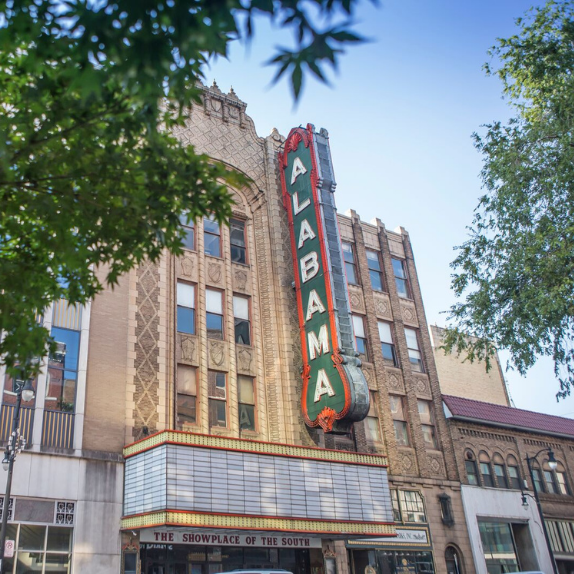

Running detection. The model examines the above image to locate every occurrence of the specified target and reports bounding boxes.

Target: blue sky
[206,0,573,418]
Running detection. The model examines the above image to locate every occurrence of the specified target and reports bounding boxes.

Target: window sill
[231,261,250,269]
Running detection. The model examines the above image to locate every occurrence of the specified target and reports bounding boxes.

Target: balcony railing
[0,405,34,445]
[42,410,74,449]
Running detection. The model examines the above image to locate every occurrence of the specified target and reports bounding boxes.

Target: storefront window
[352,549,435,574]
[478,521,519,574]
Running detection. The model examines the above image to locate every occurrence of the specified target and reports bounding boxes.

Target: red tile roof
[442,394,574,438]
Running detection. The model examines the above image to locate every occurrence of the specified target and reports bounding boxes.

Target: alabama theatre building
[0,83,474,574]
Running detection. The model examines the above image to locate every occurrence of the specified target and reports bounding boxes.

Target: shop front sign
[279,124,369,432]
[140,530,322,548]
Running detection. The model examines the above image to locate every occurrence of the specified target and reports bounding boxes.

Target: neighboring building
[0,83,474,574]
[429,325,510,407]
[443,395,574,574]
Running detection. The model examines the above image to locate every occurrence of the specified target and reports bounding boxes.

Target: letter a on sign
[314,369,335,402]
[291,156,307,184]
[306,289,326,320]
[298,219,316,249]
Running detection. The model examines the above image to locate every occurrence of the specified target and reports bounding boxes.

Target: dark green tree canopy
[444,0,574,398]
[0,0,365,379]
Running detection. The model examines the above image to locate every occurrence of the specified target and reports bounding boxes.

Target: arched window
[543,460,571,496]
[530,461,545,493]
[445,546,463,574]
[493,453,508,489]
[554,463,571,495]
[479,452,494,487]
[464,450,479,486]
[507,455,522,490]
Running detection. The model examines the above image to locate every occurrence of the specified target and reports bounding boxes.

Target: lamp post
[525,447,559,574]
[0,374,35,572]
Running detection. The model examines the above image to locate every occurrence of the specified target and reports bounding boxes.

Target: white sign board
[140,530,322,548]
[4,539,14,558]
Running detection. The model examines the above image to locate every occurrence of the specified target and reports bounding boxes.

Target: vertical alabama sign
[279,124,369,433]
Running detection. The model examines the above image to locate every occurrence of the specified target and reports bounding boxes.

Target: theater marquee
[279,125,370,433]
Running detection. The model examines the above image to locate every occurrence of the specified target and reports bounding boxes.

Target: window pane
[178,365,196,395]
[382,343,397,366]
[365,416,381,442]
[390,395,405,419]
[352,315,365,338]
[532,468,544,492]
[206,290,223,314]
[125,553,137,574]
[233,296,249,320]
[466,461,479,485]
[206,313,224,339]
[204,232,221,257]
[209,399,227,427]
[231,245,246,264]
[177,283,195,308]
[49,328,80,371]
[508,466,521,489]
[399,490,426,522]
[369,270,383,291]
[392,258,406,279]
[394,420,410,446]
[417,400,432,424]
[405,328,419,350]
[557,472,569,495]
[421,424,437,449]
[355,337,368,359]
[239,376,255,404]
[177,394,196,425]
[395,277,408,298]
[378,322,392,343]
[391,490,401,521]
[208,372,226,399]
[234,318,251,345]
[16,551,45,574]
[366,250,381,270]
[480,463,494,487]
[204,217,220,234]
[494,464,508,488]
[45,369,76,412]
[177,307,195,335]
[230,220,246,246]
[47,527,71,552]
[44,553,71,573]
[19,525,46,550]
[408,349,424,372]
[182,228,195,250]
[544,471,558,494]
[342,242,354,263]
[239,403,256,431]
[180,213,195,227]
[345,262,357,284]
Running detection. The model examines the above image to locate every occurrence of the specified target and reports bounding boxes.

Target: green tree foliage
[0,0,365,379]
[444,0,574,398]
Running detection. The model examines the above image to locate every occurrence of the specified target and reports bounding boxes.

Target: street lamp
[0,373,35,572]
[525,448,559,574]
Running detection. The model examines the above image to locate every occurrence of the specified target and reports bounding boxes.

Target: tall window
[544,468,559,494]
[352,315,369,361]
[405,328,424,372]
[180,213,195,250]
[532,467,545,493]
[230,219,247,264]
[465,451,479,485]
[46,326,80,414]
[391,490,401,522]
[342,242,358,285]
[390,395,409,446]
[556,466,570,495]
[366,250,384,291]
[177,365,197,427]
[365,392,381,442]
[233,295,251,345]
[177,282,195,335]
[507,455,522,489]
[204,216,221,257]
[392,257,410,298]
[493,454,508,488]
[479,453,494,487]
[208,371,227,428]
[378,321,398,367]
[238,375,256,431]
[418,400,437,449]
[206,289,224,340]
[398,490,426,523]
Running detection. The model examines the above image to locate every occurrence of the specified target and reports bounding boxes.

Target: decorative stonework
[178,334,197,365]
[348,286,365,313]
[388,239,405,258]
[400,300,418,326]
[373,293,392,320]
[207,261,223,285]
[180,256,194,278]
[132,261,161,439]
[233,267,248,292]
[401,453,413,472]
[413,374,430,396]
[362,365,377,391]
[386,371,404,392]
[429,455,444,477]
[237,347,253,374]
[208,340,227,369]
